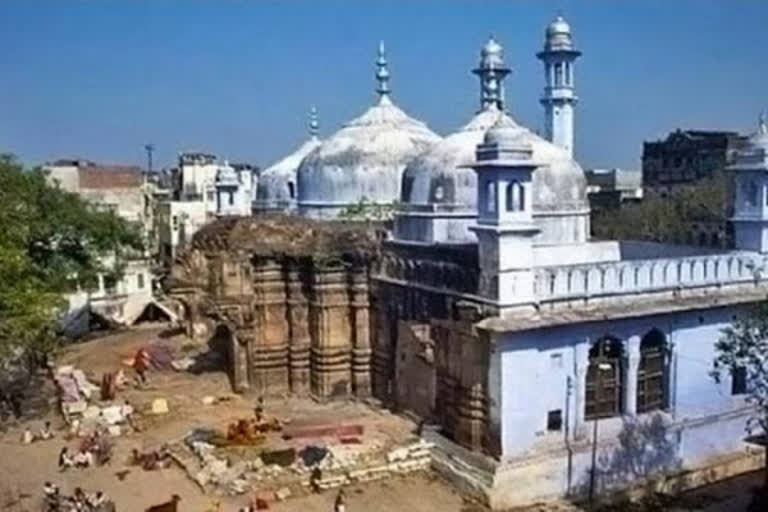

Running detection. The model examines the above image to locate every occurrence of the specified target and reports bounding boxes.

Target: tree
[0,154,143,364]
[712,301,768,490]
[592,175,729,244]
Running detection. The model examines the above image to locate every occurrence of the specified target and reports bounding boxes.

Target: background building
[642,129,747,196]
[43,159,161,330]
[585,168,643,212]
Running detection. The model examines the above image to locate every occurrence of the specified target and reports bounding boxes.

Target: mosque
[174,15,768,508]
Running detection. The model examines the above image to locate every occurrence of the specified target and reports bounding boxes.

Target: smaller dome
[542,15,577,52]
[482,116,520,148]
[480,36,505,69]
[546,15,571,37]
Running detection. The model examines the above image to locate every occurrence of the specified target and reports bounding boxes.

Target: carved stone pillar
[310,266,352,399]
[230,330,251,393]
[371,294,393,401]
[350,267,372,397]
[286,264,310,395]
[251,258,289,396]
[573,339,590,440]
[624,335,642,416]
[455,382,487,452]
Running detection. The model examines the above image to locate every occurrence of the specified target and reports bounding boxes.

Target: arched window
[555,63,563,86]
[487,181,496,213]
[506,181,525,211]
[585,336,624,420]
[637,329,668,413]
[287,181,296,199]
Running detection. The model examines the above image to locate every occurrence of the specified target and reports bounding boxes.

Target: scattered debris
[171,357,195,372]
[274,487,291,501]
[151,398,169,415]
[201,396,216,406]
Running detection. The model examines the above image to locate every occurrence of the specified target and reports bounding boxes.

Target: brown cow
[145,494,181,512]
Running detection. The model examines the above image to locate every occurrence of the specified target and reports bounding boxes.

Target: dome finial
[376,40,391,102]
[308,105,319,138]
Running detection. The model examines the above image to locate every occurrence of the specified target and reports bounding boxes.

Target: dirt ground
[1,325,764,512]
[0,325,467,512]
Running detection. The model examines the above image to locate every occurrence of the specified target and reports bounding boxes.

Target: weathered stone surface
[170,215,379,401]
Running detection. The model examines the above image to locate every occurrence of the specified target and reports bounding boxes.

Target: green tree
[592,175,729,244]
[0,154,143,362]
[712,301,768,490]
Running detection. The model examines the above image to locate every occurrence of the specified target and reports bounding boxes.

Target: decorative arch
[637,328,668,413]
[505,181,525,212]
[486,180,497,213]
[585,335,624,420]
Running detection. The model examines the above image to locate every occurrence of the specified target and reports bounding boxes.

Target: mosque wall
[476,304,757,506]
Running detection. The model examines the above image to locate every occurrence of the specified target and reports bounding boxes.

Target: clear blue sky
[1,1,766,171]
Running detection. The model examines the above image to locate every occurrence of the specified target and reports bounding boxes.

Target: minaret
[537,15,581,156]
[473,36,511,112]
[469,119,541,310]
[308,105,319,140]
[730,113,768,252]
[376,40,391,104]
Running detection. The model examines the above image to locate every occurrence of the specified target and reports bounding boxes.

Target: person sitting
[73,487,87,511]
[87,490,107,508]
[39,421,55,440]
[43,481,59,497]
[59,446,74,471]
[20,427,34,444]
[73,447,93,468]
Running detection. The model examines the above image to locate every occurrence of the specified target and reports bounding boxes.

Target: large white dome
[297,43,441,219]
[396,107,587,244]
[297,96,440,218]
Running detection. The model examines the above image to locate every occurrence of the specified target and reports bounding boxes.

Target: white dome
[402,108,585,210]
[297,96,440,217]
[257,137,320,202]
[396,107,588,244]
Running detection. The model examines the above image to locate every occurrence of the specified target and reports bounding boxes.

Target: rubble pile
[312,440,434,490]
[174,433,434,498]
[55,366,135,437]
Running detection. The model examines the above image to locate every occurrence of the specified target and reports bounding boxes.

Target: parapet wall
[534,251,763,303]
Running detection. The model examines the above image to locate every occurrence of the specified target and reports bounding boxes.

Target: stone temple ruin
[170,214,496,459]
[170,215,381,401]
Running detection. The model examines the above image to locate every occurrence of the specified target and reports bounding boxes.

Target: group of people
[21,420,55,444]
[58,430,113,470]
[42,482,114,512]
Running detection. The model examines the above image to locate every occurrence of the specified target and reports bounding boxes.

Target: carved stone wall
[170,216,380,401]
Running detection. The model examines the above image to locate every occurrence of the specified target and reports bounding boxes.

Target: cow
[145,494,181,512]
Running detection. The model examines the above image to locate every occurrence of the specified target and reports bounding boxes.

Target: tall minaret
[537,15,581,156]
[472,36,511,112]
